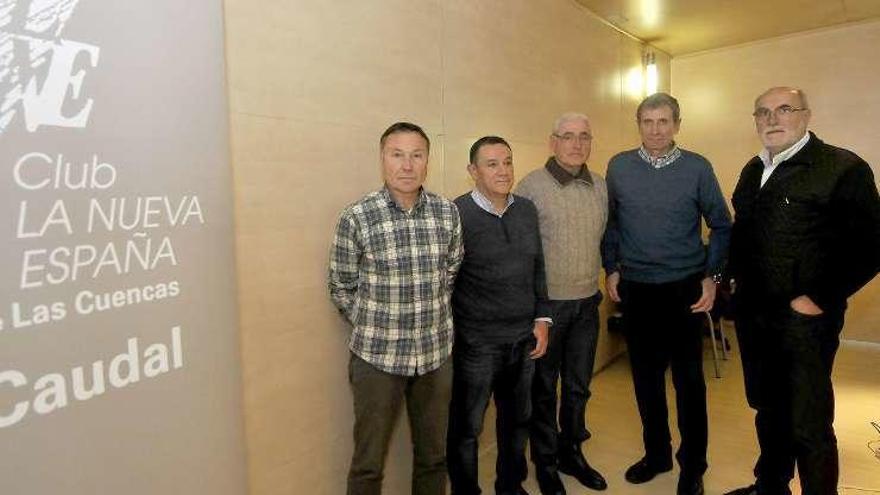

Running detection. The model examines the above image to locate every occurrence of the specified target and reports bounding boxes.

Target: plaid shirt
[638,143,682,169]
[329,187,464,376]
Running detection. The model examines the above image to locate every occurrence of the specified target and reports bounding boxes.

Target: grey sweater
[515,158,608,300]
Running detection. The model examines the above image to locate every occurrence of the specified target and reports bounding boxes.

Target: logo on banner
[0,0,100,134]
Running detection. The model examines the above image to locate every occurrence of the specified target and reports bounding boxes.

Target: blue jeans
[529,293,601,466]
[447,336,536,494]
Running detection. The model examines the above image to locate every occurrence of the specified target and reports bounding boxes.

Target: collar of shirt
[638,143,681,169]
[759,131,811,168]
[381,186,427,213]
[757,131,811,187]
[470,189,514,217]
[544,156,593,186]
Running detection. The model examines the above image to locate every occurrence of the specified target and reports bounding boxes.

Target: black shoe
[534,465,566,495]
[677,474,704,495]
[558,445,607,491]
[623,456,673,484]
[723,486,758,495]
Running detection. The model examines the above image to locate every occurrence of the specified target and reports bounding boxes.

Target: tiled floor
[477,336,880,494]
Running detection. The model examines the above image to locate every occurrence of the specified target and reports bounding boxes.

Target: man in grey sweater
[516,112,609,494]
[602,93,731,495]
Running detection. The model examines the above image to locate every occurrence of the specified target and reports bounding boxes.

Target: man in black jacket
[448,136,551,495]
[725,87,880,495]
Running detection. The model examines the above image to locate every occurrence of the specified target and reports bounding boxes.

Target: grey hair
[755,87,810,110]
[552,112,591,134]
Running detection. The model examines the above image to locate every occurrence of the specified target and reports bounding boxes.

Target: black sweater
[452,193,551,345]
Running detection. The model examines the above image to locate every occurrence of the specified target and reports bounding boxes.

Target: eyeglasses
[752,105,807,122]
[553,132,593,144]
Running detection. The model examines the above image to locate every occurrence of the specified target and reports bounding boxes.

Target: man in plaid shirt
[329,122,464,495]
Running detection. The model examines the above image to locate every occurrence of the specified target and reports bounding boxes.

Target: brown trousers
[347,354,453,495]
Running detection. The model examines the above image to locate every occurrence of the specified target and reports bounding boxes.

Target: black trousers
[447,336,536,495]
[620,274,708,476]
[735,302,844,495]
[529,294,601,467]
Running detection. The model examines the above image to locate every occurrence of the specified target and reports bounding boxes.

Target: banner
[0,1,247,493]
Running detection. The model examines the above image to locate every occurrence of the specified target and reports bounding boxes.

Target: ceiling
[575,0,880,55]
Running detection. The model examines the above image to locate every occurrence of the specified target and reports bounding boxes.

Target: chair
[702,310,730,378]
[607,288,732,378]
[702,279,734,378]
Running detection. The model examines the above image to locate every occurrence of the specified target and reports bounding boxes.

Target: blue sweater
[602,148,732,284]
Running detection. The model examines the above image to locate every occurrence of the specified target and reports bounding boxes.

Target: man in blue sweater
[602,93,732,495]
[448,136,551,495]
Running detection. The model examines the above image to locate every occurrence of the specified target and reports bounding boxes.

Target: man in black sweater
[448,136,551,495]
[725,87,880,495]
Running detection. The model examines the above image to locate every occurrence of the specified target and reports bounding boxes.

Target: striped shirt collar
[638,143,681,169]
[470,189,515,217]
[545,157,593,186]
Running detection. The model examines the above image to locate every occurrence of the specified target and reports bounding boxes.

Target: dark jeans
[447,336,536,494]
[620,274,708,476]
[347,353,453,495]
[735,303,845,495]
[529,294,601,467]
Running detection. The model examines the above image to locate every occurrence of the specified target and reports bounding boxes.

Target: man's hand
[606,271,621,303]
[790,295,823,316]
[690,277,717,313]
[530,321,549,359]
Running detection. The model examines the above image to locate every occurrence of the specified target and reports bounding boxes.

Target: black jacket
[729,132,880,311]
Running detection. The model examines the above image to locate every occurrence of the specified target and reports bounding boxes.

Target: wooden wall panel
[224,1,669,492]
[672,20,880,344]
